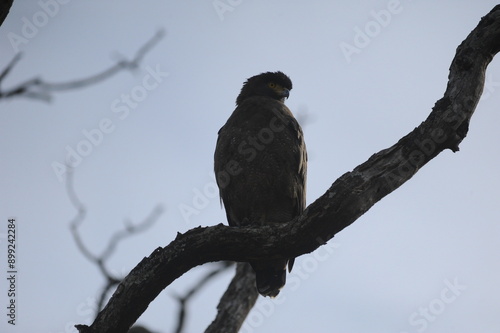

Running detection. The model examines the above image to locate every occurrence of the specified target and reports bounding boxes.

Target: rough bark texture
[205,263,258,333]
[77,6,500,333]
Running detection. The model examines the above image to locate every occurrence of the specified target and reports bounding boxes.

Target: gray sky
[1,1,500,332]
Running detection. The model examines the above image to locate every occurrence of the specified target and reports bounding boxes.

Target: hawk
[214,71,307,297]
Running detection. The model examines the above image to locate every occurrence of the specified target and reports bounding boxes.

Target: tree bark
[205,263,258,333]
[76,5,500,333]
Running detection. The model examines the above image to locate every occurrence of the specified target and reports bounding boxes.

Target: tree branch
[173,261,233,333]
[204,263,258,333]
[66,166,164,314]
[0,29,165,101]
[76,5,500,333]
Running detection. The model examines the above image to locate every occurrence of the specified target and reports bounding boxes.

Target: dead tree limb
[0,29,165,101]
[66,166,164,315]
[172,261,233,333]
[204,263,258,333]
[76,5,500,333]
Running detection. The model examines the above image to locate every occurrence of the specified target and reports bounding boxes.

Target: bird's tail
[251,259,289,297]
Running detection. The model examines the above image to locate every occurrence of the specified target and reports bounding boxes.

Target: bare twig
[0,29,165,101]
[173,262,233,333]
[66,165,164,314]
[0,52,21,84]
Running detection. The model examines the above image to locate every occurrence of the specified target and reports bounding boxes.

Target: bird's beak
[276,88,289,103]
[280,88,290,99]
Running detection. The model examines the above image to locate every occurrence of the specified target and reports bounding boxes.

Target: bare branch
[0,29,165,101]
[0,52,21,84]
[204,263,258,333]
[66,166,94,261]
[173,262,233,333]
[100,208,164,263]
[66,165,164,314]
[76,6,500,333]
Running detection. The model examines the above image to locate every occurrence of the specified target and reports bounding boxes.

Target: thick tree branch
[76,6,500,333]
[204,263,258,333]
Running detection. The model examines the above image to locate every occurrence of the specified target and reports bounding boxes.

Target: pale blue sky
[1,1,500,332]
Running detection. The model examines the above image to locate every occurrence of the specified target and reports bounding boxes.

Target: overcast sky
[1,1,500,333]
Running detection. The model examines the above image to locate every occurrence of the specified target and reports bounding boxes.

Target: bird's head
[236,71,292,106]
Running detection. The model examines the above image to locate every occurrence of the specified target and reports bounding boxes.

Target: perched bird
[214,71,307,297]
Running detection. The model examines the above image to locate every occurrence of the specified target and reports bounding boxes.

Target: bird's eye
[268,82,276,88]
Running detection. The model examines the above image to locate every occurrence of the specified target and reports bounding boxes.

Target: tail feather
[251,259,290,297]
[288,257,295,272]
